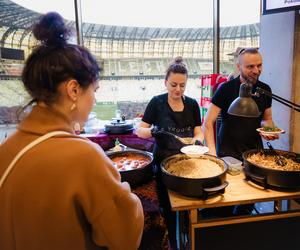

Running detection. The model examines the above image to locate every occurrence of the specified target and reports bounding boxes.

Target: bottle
[114,138,122,151]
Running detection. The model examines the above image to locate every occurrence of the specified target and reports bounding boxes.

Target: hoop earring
[74,122,81,135]
[70,103,76,111]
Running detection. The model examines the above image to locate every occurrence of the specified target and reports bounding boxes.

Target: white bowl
[256,127,285,136]
[180,145,209,156]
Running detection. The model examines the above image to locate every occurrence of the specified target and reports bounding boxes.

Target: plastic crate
[200,97,212,109]
[199,74,227,126]
[201,85,213,98]
[200,107,208,123]
[201,74,228,98]
[201,74,221,87]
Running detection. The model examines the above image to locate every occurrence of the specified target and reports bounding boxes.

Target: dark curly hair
[22,12,100,105]
[165,56,188,80]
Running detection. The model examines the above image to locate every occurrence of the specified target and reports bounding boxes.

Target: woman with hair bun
[136,56,203,165]
[136,56,203,249]
[0,12,143,250]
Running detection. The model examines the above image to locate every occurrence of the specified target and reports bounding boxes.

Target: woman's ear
[66,79,80,101]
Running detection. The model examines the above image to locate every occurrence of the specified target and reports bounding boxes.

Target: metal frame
[262,0,300,15]
[0,0,259,63]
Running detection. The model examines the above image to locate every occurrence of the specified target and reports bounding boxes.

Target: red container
[200,74,227,129]
[200,97,212,109]
[201,74,227,87]
[201,74,220,87]
[200,74,228,108]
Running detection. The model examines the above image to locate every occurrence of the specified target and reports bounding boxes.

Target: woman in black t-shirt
[135,57,203,164]
[136,56,203,249]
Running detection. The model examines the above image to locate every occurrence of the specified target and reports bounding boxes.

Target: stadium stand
[0,79,29,107]
[0,0,259,66]
[96,78,202,103]
[0,0,259,123]
[0,62,5,75]
[0,59,23,76]
[102,58,215,77]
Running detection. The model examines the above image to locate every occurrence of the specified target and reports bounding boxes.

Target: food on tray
[247,153,300,171]
[110,154,151,171]
[165,158,223,178]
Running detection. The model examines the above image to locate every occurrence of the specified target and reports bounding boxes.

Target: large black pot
[242,149,300,189]
[161,154,228,199]
[104,119,134,134]
[106,149,153,187]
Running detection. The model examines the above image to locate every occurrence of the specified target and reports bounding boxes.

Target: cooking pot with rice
[161,154,228,199]
[242,149,300,189]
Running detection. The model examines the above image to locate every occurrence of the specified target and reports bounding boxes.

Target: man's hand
[207,148,217,156]
[260,133,279,141]
[261,108,279,141]
[202,103,221,157]
[192,138,204,146]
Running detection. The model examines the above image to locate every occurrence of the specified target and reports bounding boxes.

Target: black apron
[153,98,194,166]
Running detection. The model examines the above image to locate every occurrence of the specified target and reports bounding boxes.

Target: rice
[165,158,223,178]
[178,137,193,145]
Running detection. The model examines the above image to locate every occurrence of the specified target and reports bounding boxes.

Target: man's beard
[241,72,258,85]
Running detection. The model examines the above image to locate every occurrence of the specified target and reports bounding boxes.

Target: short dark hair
[165,56,188,81]
[238,47,259,56]
[238,47,260,64]
[22,12,100,105]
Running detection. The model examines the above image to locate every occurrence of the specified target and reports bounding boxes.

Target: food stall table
[133,179,169,250]
[83,132,154,151]
[168,173,300,250]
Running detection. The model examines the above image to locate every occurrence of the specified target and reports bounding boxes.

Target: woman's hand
[135,121,152,139]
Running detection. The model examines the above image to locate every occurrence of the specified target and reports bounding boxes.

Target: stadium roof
[0,0,259,44]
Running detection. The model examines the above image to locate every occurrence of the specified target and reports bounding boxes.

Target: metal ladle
[266,142,287,166]
[153,130,203,146]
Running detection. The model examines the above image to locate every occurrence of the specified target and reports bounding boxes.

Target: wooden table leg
[274,200,283,212]
[178,211,185,250]
[190,209,197,250]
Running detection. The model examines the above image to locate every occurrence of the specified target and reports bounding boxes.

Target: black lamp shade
[227,82,260,117]
[228,97,260,117]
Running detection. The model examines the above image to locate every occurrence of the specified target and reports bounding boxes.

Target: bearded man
[203,48,278,160]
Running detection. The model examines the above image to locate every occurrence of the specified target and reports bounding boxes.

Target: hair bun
[174,56,183,64]
[33,12,71,46]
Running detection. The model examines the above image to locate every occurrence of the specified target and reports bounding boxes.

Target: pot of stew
[106,149,153,187]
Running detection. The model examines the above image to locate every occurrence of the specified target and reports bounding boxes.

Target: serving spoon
[266,142,287,166]
[153,130,203,146]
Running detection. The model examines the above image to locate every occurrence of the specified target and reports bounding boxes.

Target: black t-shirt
[212,77,272,160]
[142,93,202,164]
